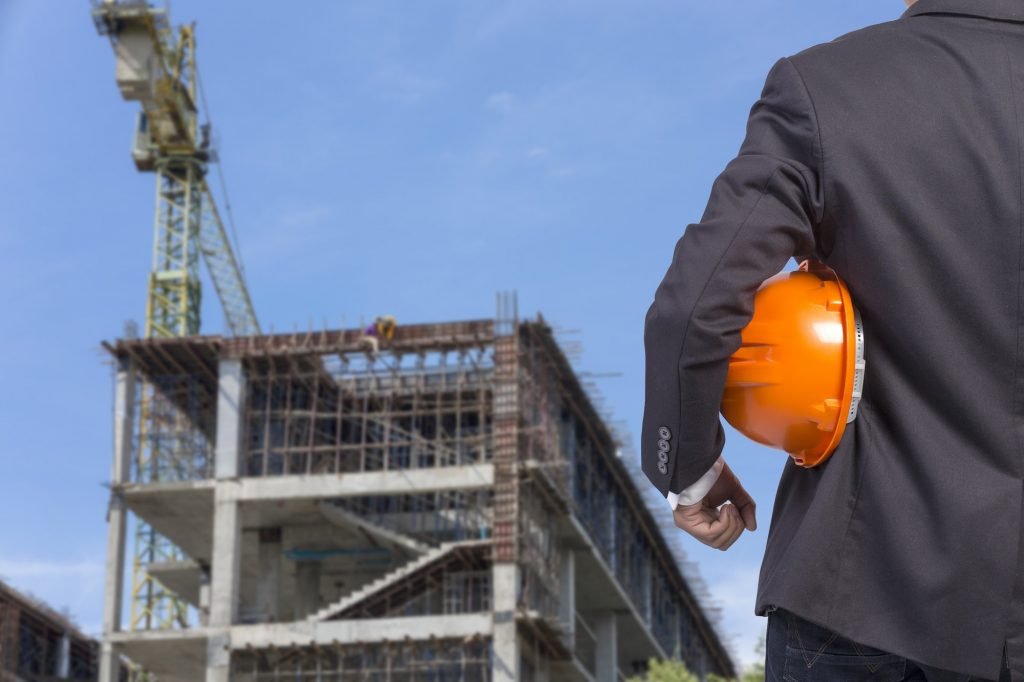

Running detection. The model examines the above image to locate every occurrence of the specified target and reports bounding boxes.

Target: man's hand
[672,461,757,551]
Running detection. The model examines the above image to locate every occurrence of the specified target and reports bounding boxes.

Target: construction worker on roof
[360,316,397,356]
[642,1,1024,680]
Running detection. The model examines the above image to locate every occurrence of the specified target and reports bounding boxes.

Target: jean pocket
[781,610,906,682]
[783,646,906,682]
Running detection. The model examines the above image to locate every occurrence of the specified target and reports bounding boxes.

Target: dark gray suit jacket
[641,1,1024,678]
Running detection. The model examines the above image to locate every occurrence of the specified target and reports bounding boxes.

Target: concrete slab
[230,613,492,649]
[318,501,431,556]
[109,629,208,682]
[148,560,202,607]
[237,465,495,501]
[122,481,215,562]
[241,498,333,528]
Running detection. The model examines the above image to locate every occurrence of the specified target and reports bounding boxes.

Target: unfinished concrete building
[0,579,102,681]
[99,313,736,681]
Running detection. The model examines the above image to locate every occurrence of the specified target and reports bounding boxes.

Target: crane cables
[195,64,249,280]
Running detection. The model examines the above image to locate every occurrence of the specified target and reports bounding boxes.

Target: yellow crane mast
[92,0,260,632]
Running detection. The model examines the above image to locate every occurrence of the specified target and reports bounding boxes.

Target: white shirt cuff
[666,456,725,510]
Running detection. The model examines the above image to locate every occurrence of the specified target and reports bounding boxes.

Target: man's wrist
[667,456,725,509]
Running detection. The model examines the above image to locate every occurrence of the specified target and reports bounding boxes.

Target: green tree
[626,635,766,682]
[627,658,699,682]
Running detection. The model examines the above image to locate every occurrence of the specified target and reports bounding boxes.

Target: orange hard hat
[720,261,865,467]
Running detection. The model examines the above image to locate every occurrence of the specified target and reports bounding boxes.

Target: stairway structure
[311,540,491,622]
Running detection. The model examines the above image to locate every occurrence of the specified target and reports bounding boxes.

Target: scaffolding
[0,580,102,681]
[129,366,214,632]
[241,346,493,478]
[133,373,215,484]
[102,315,736,681]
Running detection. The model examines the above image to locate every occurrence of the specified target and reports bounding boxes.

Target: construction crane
[92,0,260,632]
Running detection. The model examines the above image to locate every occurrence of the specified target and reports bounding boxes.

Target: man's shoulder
[788,18,905,73]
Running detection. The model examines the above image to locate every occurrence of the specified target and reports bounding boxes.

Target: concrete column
[56,633,70,677]
[641,559,652,627]
[206,485,241,682]
[256,529,282,622]
[209,485,242,627]
[206,630,231,682]
[206,359,245,680]
[559,550,576,649]
[491,563,519,682]
[294,561,321,620]
[537,658,551,682]
[198,566,212,626]
[98,642,118,682]
[595,613,619,682]
[608,501,617,573]
[215,359,246,479]
[99,359,135,682]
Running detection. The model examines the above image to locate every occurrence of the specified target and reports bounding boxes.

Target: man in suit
[641,1,1024,679]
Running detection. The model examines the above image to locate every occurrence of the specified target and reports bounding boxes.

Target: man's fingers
[704,505,739,544]
[729,478,753,508]
[673,504,714,538]
[729,481,757,532]
[671,461,757,549]
[739,500,757,532]
[719,507,745,550]
[712,505,744,550]
[676,503,742,550]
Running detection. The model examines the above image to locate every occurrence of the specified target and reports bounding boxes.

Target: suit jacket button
[658,451,669,464]
[659,426,671,440]
[657,461,668,474]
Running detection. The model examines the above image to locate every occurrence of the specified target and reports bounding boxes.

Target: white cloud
[706,563,767,672]
[0,559,103,578]
[372,64,442,103]
[484,91,516,113]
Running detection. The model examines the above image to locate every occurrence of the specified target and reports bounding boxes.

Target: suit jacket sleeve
[642,57,825,496]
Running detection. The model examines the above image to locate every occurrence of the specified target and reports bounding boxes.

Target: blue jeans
[765,606,1011,682]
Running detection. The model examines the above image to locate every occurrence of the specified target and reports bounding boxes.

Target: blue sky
[0,0,903,671]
